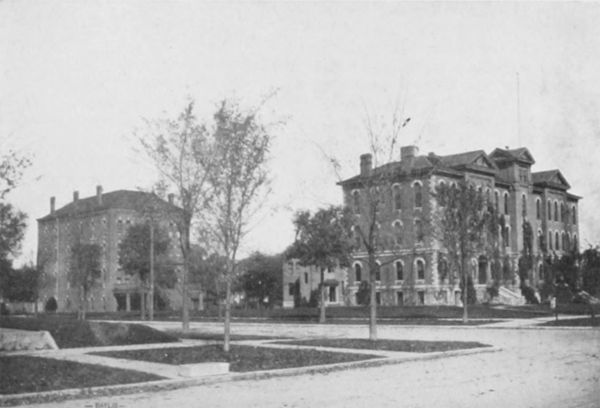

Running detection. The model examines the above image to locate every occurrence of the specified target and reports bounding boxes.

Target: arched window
[522,194,527,216]
[415,219,424,242]
[374,262,381,282]
[393,185,402,210]
[504,226,511,247]
[548,231,553,251]
[395,261,403,281]
[538,229,544,251]
[555,231,560,250]
[503,193,509,215]
[536,198,541,220]
[572,206,577,224]
[547,200,552,221]
[393,220,403,246]
[416,259,425,280]
[562,232,567,251]
[494,191,499,211]
[554,201,558,221]
[414,182,422,208]
[573,234,578,251]
[438,257,448,282]
[352,190,360,215]
[354,263,362,282]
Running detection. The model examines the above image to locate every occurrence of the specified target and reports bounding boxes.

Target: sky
[2,1,600,265]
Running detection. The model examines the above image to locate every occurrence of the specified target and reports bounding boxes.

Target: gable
[473,154,496,169]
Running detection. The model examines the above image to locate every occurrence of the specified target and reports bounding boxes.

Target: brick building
[338,146,580,306]
[37,187,202,313]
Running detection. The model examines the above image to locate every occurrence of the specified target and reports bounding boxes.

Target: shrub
[521,286,539,304]
[459,276,477,305]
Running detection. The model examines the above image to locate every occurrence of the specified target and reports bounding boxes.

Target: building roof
[489,147,535,165]
[38,190,180,222]
[532,170,571,190]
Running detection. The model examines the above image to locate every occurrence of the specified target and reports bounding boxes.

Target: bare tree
[334,104,411,341]
[137,102,213,331]
[204,99,275,352]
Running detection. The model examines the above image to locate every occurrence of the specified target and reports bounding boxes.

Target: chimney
[168,193,175,205]
[400,145,419,162]
[96,185,103,205]
[360,153,372,176]
[73,191,79,202]
[50,197,55,214]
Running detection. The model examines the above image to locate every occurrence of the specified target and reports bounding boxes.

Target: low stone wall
[0,328,59,351]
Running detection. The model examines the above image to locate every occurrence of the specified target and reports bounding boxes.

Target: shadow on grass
[273,338,491,353]
[0,356,163,395]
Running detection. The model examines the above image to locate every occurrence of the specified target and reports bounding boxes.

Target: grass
[165,330,286,341]
[92,344,379,372]
[88,304,553,321]
[540,317,600,327]
[275,338,490,353]
[0,355,163,394]
[0,316,178,348]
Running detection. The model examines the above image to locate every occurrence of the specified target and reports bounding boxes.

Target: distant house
[338,145,581,306]
[37,186,203,313]
[282,259,347,308]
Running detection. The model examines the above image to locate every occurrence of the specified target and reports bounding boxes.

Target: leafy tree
[68,243,102,320]
[239,252,283,308]
[581,246,600,296]
[0,202,27,260]
[204,99,277,352]
[188,248,228,310]
[434,180,497,322]
[137,102,213,331]
[118,223,171,319]
[287,206,354,323]
[0,150,31,200]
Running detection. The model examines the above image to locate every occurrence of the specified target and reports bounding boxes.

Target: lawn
[0,355,163,395]
[92,344,379,372]
[165,330,286,341]
[275,338,490,353]
[0,316,178,348]
[540,317,600,327]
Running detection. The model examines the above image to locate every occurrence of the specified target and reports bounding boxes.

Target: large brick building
[37,187,202,312]
[338,146,580,306]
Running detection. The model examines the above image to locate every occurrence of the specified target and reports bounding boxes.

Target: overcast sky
[2,1,600,265]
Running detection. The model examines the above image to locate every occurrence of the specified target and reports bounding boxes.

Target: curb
[0,346,500,407]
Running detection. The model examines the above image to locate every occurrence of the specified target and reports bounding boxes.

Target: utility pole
[149,222,155,321]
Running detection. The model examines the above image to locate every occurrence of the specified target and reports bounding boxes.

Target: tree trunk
[224,278,232,352]
[140,289,146,320]
[462,259,469,324]
[81,289,87,321]
[181,224,191,333]
[369,253,377,341]
[319,267,326,324]
[149,223,155,321]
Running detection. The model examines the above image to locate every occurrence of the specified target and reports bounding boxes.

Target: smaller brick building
[37,187,202,313]
[282,259,348,308]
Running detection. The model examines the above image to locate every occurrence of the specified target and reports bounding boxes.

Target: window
[352,191,360,215]
[375,263,381,282]
[288,284,295,296]
[547,200,552,221]
[416,259,425,280]
[393,221,403,246]
[304,272,308,284]
[438,257,448,282]
[328,286,336,302]
[555,232,560,250]
[522,194,527,216]
[560,203,564,222]
[573,234,578,251]
[494,191,499,211]
[504,193,509,215]
[353,226,361,249]
[562,232,567,251]
[504,226,511,247]
[396,292,404,305]
[538,230,543,251]
[548,231,553,250]
[417,291,425,305]
[414,182,422,208]
[375,292,381,305]
[536,199,541,220]
[395,261,403,281]
[415,219,424,243]
[354,263,362,282]
[393,185,402,210]
[554,201,558,221]
[519,168,528,183]
[478,256,488,284]
[572,206,577,224]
